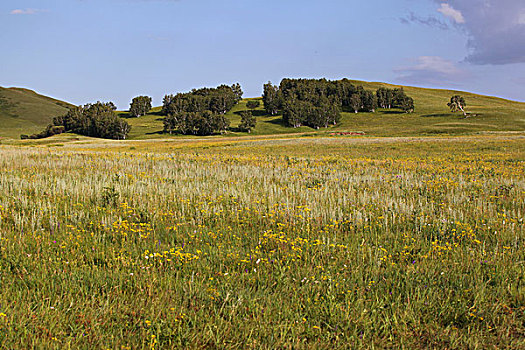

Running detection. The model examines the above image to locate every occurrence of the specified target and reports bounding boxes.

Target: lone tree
[448,95,467,117]
[239,110,256,133]
[129,96,152,117]
[246,100,260,110]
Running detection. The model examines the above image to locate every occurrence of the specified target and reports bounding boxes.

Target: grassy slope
[2,81,525,141]
[0,87,73,139]
[123,82,525,139]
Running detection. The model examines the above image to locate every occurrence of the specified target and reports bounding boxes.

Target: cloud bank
[395,56,467,85]
[403,1,525,65]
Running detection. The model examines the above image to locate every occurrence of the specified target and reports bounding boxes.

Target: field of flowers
[0,135,524,348]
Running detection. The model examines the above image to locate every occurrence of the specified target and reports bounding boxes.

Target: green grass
[0,87,73,139]
[0,135,524,348]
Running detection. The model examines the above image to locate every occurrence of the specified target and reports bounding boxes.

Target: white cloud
[395,56,467,85]
[437,3,465,24]
[430,0,525,65]
[518,11,525,25]
[10,8,46,15]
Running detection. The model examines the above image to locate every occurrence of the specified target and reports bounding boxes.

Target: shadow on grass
[381,110,405,115]
[234,110,268,117]
[263,117,288,127]
[420,113,451,118]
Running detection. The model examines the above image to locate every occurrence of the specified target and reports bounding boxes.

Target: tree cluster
[263,79,415,129]
[162,84,242,135]
[162,84,242,116]
[50,102,130,140]
[163,111,230,136]
[376,87,414,113]
[129,96,152,117]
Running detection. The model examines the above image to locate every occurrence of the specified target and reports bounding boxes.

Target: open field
[0,134,524,348]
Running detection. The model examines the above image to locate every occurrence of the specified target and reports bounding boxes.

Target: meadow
[0,134,524,348]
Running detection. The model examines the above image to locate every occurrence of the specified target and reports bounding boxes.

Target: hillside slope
[3,81,525,141]
[0,87,73,139]
[123,82,525,139]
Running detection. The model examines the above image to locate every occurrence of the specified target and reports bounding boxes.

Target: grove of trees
[162,84,242,135]
[24,101,131,140]
[263,79,414,129]
[129,96,152,117]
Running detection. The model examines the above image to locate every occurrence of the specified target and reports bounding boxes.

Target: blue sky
[1,0,524,108]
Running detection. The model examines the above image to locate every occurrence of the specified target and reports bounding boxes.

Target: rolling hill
[0,87,73,139]
[122,81,525,139]
[2,81,525,141]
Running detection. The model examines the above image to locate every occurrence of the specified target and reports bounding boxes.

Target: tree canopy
[129,96,152,117]
[263,78,415,129]
[448,95,467,116]
[162,84,241,136]
[239,110,256,133]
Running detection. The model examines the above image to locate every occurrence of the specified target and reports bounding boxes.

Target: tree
[246,100,260,110]
[361,90,378,112]
[398,96,414,113]
[129,96,152,117]
[263,81,280,115]
[239,111,256,133]
[447,95,467,116]
[376,87,394,109]
[231,83,243,102]
[349,94,361,113]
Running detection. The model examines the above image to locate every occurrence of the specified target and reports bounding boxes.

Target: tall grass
[0,136,524,348]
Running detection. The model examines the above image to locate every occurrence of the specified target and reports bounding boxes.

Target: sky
[1,0,524,108]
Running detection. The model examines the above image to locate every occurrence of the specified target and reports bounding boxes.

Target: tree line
[263,78,415,129]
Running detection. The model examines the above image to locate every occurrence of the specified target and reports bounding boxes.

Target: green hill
[3,81,525,141]
[0,87,73,139]
[121,81,525,139]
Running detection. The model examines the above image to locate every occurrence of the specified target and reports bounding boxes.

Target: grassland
[0,134,524,348]
[0,87,73,139]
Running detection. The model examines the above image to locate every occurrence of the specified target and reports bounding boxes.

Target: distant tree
[231,83,243,102]
[349,94,362,113]
[448,95,467,116]
[129,96,152,117]
[376,87,394,109]
[246,100,260,110]
[239,111,256,133]
[399,96,415,113]
[361,90,378,112]
[263,81,280,115]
